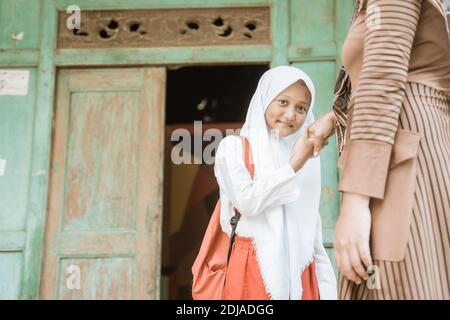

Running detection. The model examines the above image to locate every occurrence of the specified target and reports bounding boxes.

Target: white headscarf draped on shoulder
[238,66,322,299]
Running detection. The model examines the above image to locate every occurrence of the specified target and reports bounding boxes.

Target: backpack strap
[241,136,254,178]
[227,136,253,264]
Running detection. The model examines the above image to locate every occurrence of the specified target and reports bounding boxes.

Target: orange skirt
[222,236,320,300]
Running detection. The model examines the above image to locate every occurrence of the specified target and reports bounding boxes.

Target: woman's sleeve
[214,136,301,218]
[339,0,423,199]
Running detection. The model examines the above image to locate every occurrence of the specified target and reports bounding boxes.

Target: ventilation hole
[99,29,111,39]
[244,32,252,39]
[108,19,119,29]
[129,23,140,32]
[213,17,224,26]
[73,28,88,36]
[245,22,257,31]
[180,29,187,35]
[218,26,233,37]
[186,21,200,30]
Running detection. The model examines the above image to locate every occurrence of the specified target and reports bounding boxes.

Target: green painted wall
[0,0,354,299]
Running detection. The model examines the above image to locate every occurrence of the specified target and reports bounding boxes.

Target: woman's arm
[214,136,301,218]
[335,0,423,284]
[339,0,423,199]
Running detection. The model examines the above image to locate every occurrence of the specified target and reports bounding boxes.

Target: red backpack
[191,136,254,300]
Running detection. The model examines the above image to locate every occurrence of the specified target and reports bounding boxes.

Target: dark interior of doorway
[162,64,268,299]
[166,65,268,124]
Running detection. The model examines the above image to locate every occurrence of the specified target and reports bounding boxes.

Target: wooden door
[39,68,165,299]
[0,69,37,299]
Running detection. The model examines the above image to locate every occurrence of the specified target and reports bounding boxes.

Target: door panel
[39,68,165,299]
[0,252,23,299]
[63,90,139,231]
[0,68,37,299]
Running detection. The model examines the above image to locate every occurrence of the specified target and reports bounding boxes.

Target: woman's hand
[289,125,314,172]
[334,192,373,285]
[308,111,336,157]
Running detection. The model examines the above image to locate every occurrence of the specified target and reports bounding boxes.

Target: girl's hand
[308,111,336,157]
[289,125,314,172]
[334,192,373,285]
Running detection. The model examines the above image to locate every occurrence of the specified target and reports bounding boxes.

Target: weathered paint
[55,0,272,10]
[0,66,37,301]
[21,0,58,300]
[54,45,273,66]
[39,68,165,299]
[271,0,289,66]
[0,0,354,299]
[0,0,41,49]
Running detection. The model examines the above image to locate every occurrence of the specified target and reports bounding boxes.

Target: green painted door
[289,0,354,269]
[39,68,165,299]
[0,69,37,299]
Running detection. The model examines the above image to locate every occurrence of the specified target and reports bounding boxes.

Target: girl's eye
[279,99,288,106]
[297,106,307,113]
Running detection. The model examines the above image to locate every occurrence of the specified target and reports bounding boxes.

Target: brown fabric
[370,130,421,261]
[408,0,450,94]
[331,0,362,155]
[338,140,392,199]
[339,82,450,300]
[332,68,352,155]
[346,0,450,98]
[337,0,450,199]
[334,0,450,300]
[332,0,450,157]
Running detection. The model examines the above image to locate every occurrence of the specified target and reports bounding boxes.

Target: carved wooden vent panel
[57,7,270,48]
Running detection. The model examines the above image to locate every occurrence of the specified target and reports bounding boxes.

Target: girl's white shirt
[213,66,337,300]
[214,135,337,300]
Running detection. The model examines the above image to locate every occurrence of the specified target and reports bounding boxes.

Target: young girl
[214,66,337,300]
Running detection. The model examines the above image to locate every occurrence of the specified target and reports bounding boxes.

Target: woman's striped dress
[335,0,450,299]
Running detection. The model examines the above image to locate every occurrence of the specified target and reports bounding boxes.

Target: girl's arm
[214,136,301,218]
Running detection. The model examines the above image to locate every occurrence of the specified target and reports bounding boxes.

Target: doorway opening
[162,64,268,299]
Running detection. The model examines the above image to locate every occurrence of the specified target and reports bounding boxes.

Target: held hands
[290,111,373,284]
[289,111,336,172]
[289,125,314,172]
[308,111,336,157]
[334,192,373,284]
[300,111,373,285]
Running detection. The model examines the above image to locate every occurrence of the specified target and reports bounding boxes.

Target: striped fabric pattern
[349,0,423,145]
[331,0,361,155]
[332,68,351,155]
[339,83,450,300]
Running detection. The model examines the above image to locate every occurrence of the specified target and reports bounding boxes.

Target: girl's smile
[264,80,312,137]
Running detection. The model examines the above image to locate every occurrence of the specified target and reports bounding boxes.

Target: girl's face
[264,80,311,138]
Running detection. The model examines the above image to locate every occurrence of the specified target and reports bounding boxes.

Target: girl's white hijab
[240,66,321,299]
